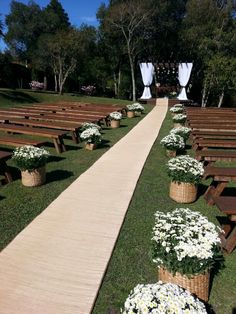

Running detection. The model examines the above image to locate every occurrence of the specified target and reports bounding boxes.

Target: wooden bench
[29,114,99,124]
[203,166,236,205]
[193,139,236,151]
[0,135,46,148]
[0,151,12,184]
[213,196,236,253]
[192,130,236,141]
[0,124,67,153]
[2,118,81,144]
[195,150,236,163]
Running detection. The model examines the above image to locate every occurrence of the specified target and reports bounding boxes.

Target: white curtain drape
[177,63,193,100]
[140,63,154,99]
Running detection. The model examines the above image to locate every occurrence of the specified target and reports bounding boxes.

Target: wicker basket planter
[173,122,185,128]
[127,111,135,118]
[135,111,142,116]
[166,149,176,157]
[158,267,210,302]
[169,181,197,203]
[110,119,120,128]
[21,166,46,187]
[85,143,97,150]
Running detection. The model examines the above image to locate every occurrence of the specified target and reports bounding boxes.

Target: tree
[43,0,70,33]
[181,0,236,106]
[37,27,95,95]
[5,1,44,59]
[103,1,153,101]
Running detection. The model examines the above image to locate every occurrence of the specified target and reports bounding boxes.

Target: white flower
[80,122,101,131]
[169,106,184,113]
[122,282,207,313]
[172,113,187,123]
[109,111,122,120]
[80,127,102,144]
[160,134,185,150]
[127,103,144,112]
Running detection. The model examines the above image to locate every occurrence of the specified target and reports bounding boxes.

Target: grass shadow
[48,155,66,163]
[46,170,74,184]
[0,195,6,200]
[0,90,38,104]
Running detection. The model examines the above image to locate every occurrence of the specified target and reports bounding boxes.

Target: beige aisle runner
[0,102,167,314]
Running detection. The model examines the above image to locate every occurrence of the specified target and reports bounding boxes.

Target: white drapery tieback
[177,63,193,100]
[140,63,155,99]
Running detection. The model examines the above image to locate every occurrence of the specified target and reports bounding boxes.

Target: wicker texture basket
[158,267,210,302]
[169,181,197,203]
[85,143,97,150]
[21,166,46,187]
[110,120,120,128]
[127,111,135,118]
[166,149,176,158]
[173,122,185,128]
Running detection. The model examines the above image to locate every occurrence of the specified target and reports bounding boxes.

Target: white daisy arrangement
[173,103,184,108]
[160,134,185,151]
[172,113,187,123]
[170,126,191,141]
[122,281,207,313]
[109,111,123,121]
[169,106,184,114]
[127,103,145,112]
[152,208,223,276]
[80,122,101,132]
[167,155,204,184]
[12,145,50,171]
[80,127,102,144]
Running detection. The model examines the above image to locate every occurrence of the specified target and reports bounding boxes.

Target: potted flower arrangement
[133,103,145,116]
[126,103,144,118]
[29,81,44,90]
[170,126,191,142]
[169,106,184,116]
[109,111,122,128]
[80,122,101,132]
[172,113,187,128]
[80,127,102,150]
[12,145,49,187]
[152,208,223,301]
[167,155,204,203]
[122,281,208,313]
[160,134,185,157]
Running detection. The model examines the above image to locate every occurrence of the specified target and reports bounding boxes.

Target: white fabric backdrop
[177,63,193,100]
[140,63,155,99]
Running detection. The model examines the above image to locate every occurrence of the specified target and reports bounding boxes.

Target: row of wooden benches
[0,101,125,153]
[185,106,236,253]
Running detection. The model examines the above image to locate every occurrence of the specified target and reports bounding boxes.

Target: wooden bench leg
[71,131,79,144]
[204,181,227,206]
[0,160,12,183]
[53,139,62,153]
[223,226,236,254]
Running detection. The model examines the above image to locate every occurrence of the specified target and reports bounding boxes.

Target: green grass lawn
[0,90,235,313]
[92,110,236,314]
[0,88,153,250]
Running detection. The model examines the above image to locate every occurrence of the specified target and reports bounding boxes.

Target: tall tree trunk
[113,72,118,97]
[201,81,209,107]
[117,68,121,99]
[43,76,47,91]
[54,74,58,92]
[128,53,136,101]
[218,90,224,108]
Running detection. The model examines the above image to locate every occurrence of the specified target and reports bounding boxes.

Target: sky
[0,0,109,50]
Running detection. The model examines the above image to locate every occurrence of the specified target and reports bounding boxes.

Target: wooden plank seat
[192,130,236,141]
[213,196,236,253]
[0,135,46,148]
[193,139,236,151]
[203,166,236,205]
[0,124,67,153]
[2,118,81,144]
[29,114,100,125]
[190,124,236,132]
[0,150,12,184]
[195,150,236,163]
[0,110,43,118]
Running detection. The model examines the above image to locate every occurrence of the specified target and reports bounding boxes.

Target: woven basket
[166,149,176,158]
[127,111,135,118]
[158,267,210,302]
[85,143,97,150]
[21,166,46,187]
[135,111,142,116]
[173,122,185,128]
[169,181,197,203]
[110,119,120,128]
